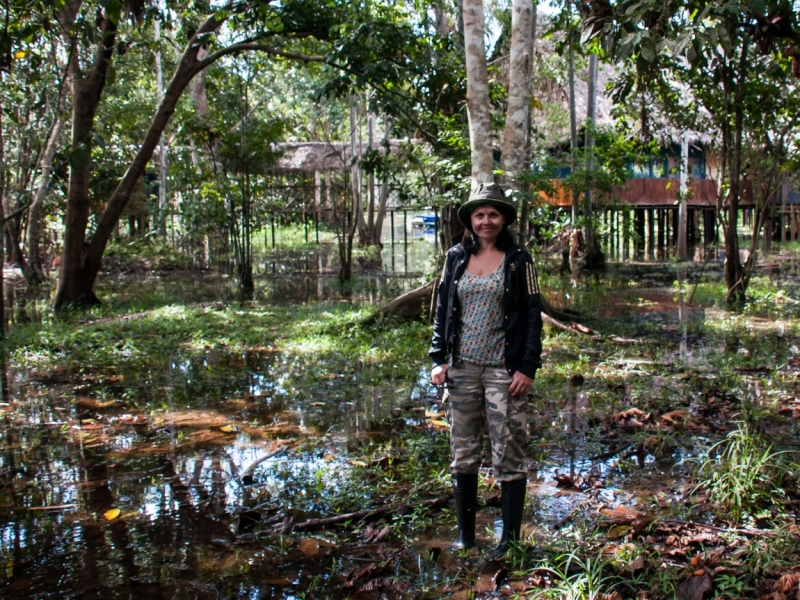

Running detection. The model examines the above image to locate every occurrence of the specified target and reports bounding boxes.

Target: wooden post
[623,208,630,260]
[635,209,645,259]
[647,208,655,259]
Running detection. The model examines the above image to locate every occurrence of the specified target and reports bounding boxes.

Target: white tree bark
[677,133,689,261]
[500,0,534,183]
[462,0,494,187]
[155,15,168,236]
[568,17,579,224]
[584,53,598,251]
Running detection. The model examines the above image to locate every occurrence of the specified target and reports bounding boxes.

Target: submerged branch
[284,493,452,533]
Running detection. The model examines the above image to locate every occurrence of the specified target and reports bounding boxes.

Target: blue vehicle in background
[412,214,439,230]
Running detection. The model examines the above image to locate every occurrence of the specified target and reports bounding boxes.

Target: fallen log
[543,313,598,335]
[284,493,452,533]
[363,279,436,324]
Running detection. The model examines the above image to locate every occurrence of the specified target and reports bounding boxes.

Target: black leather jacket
[429,244,543,378]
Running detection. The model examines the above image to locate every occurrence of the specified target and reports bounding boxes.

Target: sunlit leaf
[424,410,444,419]
[104,508,121,521]
[14,50,26,59]
[220,425,237,433]
[429,419,449,428]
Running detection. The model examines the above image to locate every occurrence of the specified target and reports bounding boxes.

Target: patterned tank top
[455,258,505,366]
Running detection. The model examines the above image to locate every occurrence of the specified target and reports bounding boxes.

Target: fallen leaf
[600,505,642,524]
[298,538,319,557]
[359,577,408,593]
[660,410,692,427]
[425,410,445,419]
[428,419,449,428]
[677,572,712,600]
[118,415,148,426]
[628,556,645,573]
[104,508,121,521]
[220,425,237,433]
[75,398,118,409]
[775,571,800,593]
[612,408,650,421]
[554,472,584,489]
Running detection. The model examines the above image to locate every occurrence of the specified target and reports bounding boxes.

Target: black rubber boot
[494,478,526,557]
[451,473,478,550]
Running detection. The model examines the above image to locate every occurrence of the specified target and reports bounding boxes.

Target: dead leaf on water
[118,415,148,426]
[298,538,319,557]
[220,425,238,433]
[75,398,118,409]
[600,504,638,521]
[104,508,121,521]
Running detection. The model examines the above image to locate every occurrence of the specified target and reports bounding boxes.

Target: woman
[430,183,543,554]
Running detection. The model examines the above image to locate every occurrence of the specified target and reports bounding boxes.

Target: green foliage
[697,423,788,522]
[103,236,194,272]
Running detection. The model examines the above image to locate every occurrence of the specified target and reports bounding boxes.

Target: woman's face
[470,205,505,244]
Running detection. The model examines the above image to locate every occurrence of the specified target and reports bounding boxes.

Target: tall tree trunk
[463,0,494,186]
[27,109,66,283]
[567,15,579,225]
[724,37,749,308]
[0,100,6,338]
[500,0,533,180]
[677,133,689,260]
[372,115,392,246]
[349,95,368,245]
[367,111,376,243]
[55,10,119,307]
[54,13,227,309]
[155,16,168,236]
[583,53,604,268]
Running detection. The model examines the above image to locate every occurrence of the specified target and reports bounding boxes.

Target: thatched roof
[271,140,407,173]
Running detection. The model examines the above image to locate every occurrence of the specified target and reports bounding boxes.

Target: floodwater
[2,249,800,598]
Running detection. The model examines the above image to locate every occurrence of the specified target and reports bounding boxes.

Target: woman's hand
[431,364,449,386]
[509,371,533,397]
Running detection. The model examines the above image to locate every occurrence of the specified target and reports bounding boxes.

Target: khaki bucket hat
[457,183,517,230]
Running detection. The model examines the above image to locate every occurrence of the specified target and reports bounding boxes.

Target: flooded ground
[2,250,800,598]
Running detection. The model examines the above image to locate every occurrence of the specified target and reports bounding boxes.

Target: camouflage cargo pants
[443,360,528,482]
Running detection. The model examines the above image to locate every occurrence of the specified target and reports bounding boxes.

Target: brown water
[2,257,800,598]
